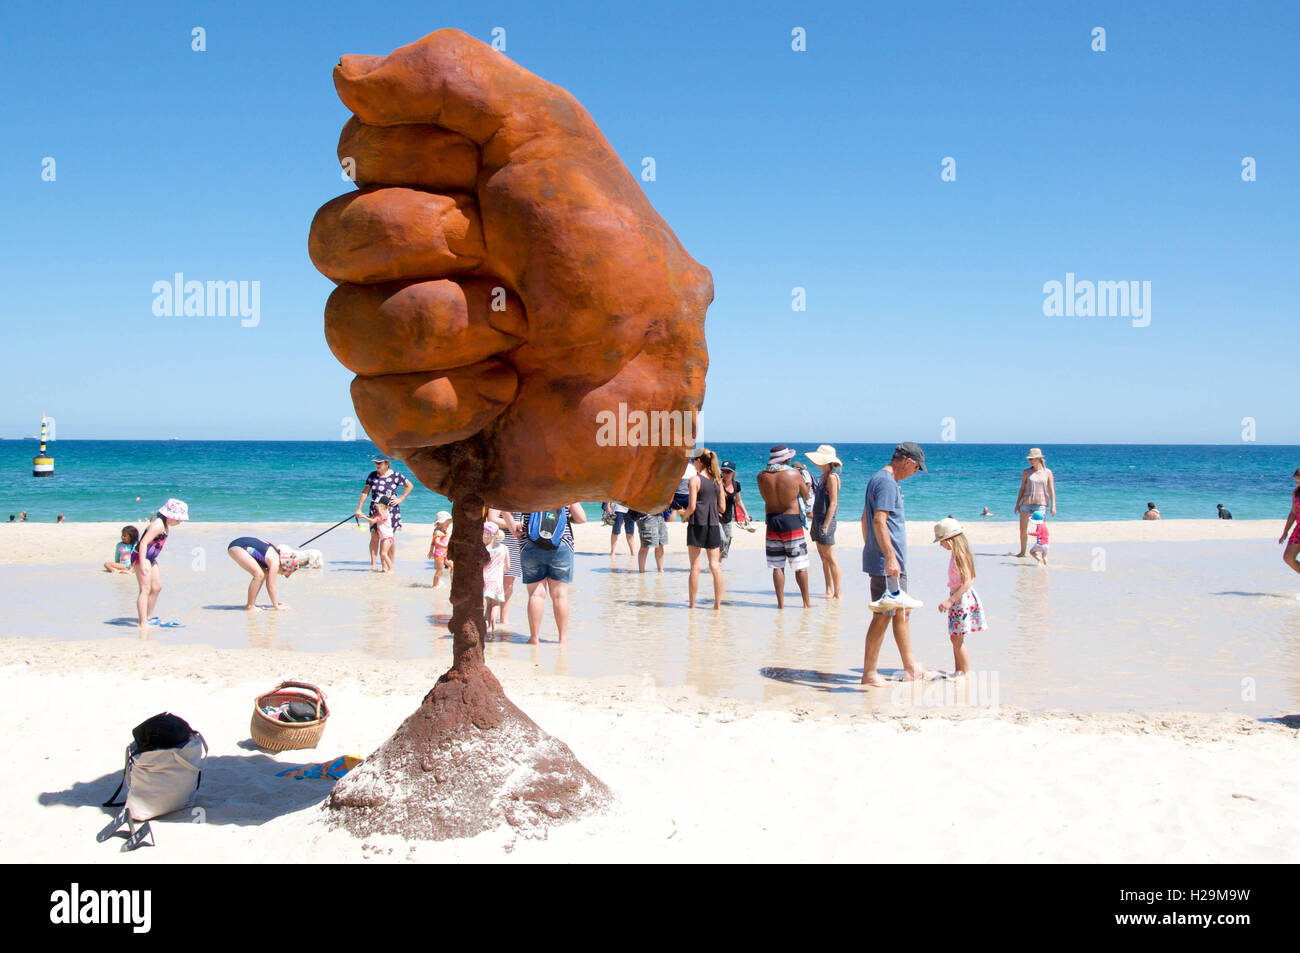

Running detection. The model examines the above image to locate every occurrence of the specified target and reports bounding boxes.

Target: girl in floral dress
[932,517,986,677]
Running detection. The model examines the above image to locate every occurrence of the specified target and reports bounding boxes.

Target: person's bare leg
[655,544,664,572]
[134,560,152,627]
[794,568,811,608]
[861,611,891,685]
[230,548,267,609]
[624,530,635,556]
[818,544,832,594]
[369,529,379,569]
[638,542,649,573]
[708,548,724,610]
[145,565,162,619]
[772,567,786,609]
[609,532,617,557]
[501,575,514,623]
[526,580,545,644]
[687,545,702,608]
[951,633,970,675]
[828,549,842,598]
[1285,542,1300,576]
[893,610,926,679]
[1016,512,1029,557]
[551,581,570,642]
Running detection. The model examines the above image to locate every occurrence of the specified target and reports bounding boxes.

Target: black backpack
[132,712,193,752]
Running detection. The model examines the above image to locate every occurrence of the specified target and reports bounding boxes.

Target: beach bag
[98,713,208,852]
[527,508,568,550]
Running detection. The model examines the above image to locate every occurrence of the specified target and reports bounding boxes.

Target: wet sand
[2,519,1297,715]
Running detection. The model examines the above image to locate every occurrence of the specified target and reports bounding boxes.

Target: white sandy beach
[3,517,1299,863]
[6,637,1299,864]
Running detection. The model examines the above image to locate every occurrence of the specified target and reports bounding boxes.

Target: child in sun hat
[482,521,509,634]
[1029,509,1050,565]
[933,516,986,676]
[133,499,189,628]
[365,497,396,572]
[429,510,453,585]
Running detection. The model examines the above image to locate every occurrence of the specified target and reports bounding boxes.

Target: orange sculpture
[308,29,712,840]
[309,28,712,513]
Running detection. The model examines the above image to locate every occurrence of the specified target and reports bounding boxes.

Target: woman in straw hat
[806,444,843,598]
[1012,448,1055,558]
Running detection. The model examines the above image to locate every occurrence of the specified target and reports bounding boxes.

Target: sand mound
[326,661,612,840]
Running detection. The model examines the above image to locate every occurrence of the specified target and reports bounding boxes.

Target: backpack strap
[101,744,132,807]
[193,731,209,791]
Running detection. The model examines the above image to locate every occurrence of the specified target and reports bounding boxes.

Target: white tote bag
[125,732,208,821]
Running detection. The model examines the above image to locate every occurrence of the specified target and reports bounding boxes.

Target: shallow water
[6,523,1300,716]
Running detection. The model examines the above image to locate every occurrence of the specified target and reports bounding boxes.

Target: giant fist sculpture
[309,29,712,512]
[310,30,711,841]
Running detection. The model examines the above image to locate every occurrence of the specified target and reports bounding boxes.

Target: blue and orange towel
[276,754,363,780]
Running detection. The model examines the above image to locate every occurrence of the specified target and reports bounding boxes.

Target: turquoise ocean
[2,440,1298,524]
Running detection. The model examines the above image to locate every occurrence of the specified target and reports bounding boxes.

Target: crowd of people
[87,448,1300,684]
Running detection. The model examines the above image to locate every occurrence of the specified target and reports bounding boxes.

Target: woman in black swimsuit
[684,449,725,610]
[227,536,298,611]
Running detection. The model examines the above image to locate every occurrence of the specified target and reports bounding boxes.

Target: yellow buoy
[32,413,53,478]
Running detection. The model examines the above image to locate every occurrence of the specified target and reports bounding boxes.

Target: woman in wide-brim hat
[132,498,189,629]
[805,444,843,598]
[1012,448,1056,557]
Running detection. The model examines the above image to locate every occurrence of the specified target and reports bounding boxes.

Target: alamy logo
[49,883,151,933]
[1042,272,1150,327]
[152,273,261,327]
[595,402,700,449]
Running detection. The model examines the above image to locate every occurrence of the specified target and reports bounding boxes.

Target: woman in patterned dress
[353,456,413,567]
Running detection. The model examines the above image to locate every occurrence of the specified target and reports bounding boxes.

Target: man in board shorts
[756,445,812,608]
[861,442,927,686]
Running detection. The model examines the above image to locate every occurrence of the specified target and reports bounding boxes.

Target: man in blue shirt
[861,442,927,686]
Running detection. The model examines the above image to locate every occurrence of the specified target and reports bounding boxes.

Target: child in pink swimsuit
[1029,510,1050,565]
[365,497,396,572]
[429,511,452,586]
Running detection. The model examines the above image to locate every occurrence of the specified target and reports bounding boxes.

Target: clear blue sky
[2,0,1296,443]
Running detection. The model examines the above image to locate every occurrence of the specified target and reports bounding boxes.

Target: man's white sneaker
[869,589,923,612]
[892,590,923,610]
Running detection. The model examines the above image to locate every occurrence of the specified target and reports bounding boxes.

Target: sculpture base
[326,661,612,840]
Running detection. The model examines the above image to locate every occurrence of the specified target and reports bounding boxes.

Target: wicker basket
[250,681,329,752]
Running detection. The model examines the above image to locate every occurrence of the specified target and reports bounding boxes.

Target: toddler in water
[482,521,509,635]
[366,496,396,572]
[934,517,986,676]
[103,525,139,573]
[429,510,453,586]
[1029,510,1050,565]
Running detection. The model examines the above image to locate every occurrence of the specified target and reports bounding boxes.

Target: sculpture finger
[338,117,479,191]
[308,188,484,284]
[350,361,519,454]
[333,29,591,156]
[325,278,526,377]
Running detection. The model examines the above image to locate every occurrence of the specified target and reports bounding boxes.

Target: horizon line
[2,438,1299,448]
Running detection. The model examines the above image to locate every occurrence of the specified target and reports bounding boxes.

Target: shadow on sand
[760,666,913,693]
[38,753,337,828]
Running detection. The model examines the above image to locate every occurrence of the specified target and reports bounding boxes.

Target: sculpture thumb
[334,29,555,147]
